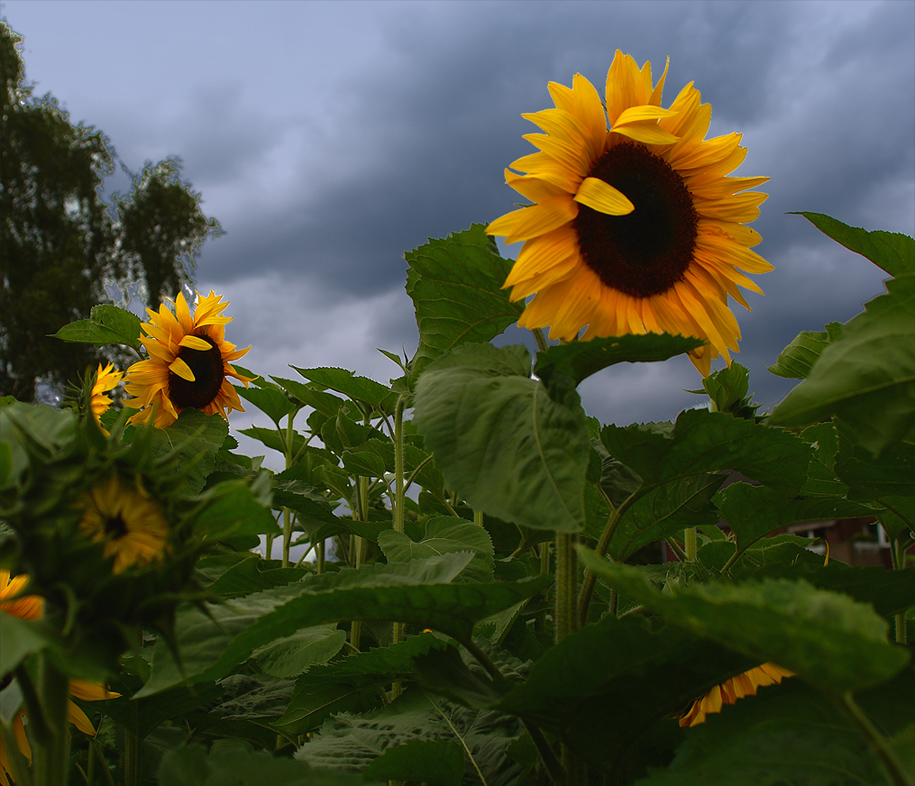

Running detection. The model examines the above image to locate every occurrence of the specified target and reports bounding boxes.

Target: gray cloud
[2,0,912,428]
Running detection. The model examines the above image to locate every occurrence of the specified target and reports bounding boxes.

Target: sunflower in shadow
[0,572,119,784]
[679,662,794,727]
[124,290,251,428]
[78,474,170,574]
[487,50,771,375]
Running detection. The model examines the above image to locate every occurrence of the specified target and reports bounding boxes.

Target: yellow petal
[574,177,635,215]
[505,169,567,202]
[168,357,196,382]
[487,194,578,243]
[178,335,212,351]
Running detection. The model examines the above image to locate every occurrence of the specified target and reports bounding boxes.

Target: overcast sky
[2,0,913,445]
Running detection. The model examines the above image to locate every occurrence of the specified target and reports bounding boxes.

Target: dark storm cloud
[2,0,912,427]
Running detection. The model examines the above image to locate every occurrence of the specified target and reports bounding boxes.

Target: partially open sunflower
[124,290,251,428]
[487,50,772,375]
[679,662,794,727]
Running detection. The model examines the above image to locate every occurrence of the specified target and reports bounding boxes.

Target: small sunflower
[90,361,123,431]
[679,662,793,727]
[124,290,252,428]
[78,474,169,574]
[487,50,772,376]
[0,573,119,784]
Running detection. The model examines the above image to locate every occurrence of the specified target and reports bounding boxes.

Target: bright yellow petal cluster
[78,474,170,574]
[90,361,123,432]
[487,50,772,376]
[679,662,794,727]
[124,291,252,428]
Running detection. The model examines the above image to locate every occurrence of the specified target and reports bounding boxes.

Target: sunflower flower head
[678,662,794,727]
[124,290,252,428]
[487,50,772,376]
[78,473,170,574]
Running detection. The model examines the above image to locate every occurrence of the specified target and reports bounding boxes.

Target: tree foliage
[0,22,219,401]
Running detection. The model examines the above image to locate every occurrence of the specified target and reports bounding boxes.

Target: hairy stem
[839,691,913,786]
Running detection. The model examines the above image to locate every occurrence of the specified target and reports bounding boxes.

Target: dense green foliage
[1,214,913,785]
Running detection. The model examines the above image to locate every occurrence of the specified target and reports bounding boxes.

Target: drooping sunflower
[78,474,169,574]
[487,50,772,376]
[679,662,794,727]
[0,572,120,784]
[124,290,252,428]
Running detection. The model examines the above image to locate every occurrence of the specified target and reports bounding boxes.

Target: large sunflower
[78,474,169,574]
[487,50,772,376]
[124,290,252,428]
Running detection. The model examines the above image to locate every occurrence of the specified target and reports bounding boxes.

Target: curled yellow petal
[168,357,195,382]
[574,177,635,215]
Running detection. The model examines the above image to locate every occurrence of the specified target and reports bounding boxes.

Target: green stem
[555,532,578,643]
[684,527,698,561]
[893,538,907,645]
[124,727,141,786]
[31,655,70,786]
[839,691,913,786]
[666,537,688,562]
[532,327,549,352]
[577,489,630,627]
[392,396,407,649]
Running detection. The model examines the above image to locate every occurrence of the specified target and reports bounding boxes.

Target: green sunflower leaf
[252,623,346,678]
[275,635,451,734]
[834,419,915,501]
[291,366,398,416]
[234,385,296,425]
[769,274,915,455]
[793,211,915,277]
[157,740,367,786]
[714,482,876,558]
[413,343,589,532]
[606,474,725,561]
[378,516,495,583]
[151,408,228,494]
[577,551,910,693]
[270,376,344,418]
[534,333,704,394]
[52,303,143,351]
[768,323,845,379]
[600,408,812,496]
[405,224,523,381]
[138,554,551,696]
[362,740,465,786]
[630,679,897,786]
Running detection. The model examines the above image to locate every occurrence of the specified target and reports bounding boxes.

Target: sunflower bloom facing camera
[487,50,771,375]
[78,474,170,574]
[124,290,252,428]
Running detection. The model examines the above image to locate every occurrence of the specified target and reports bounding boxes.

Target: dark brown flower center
[104,514,128,539]
[168,335,225,410]
[573,141,698,298]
